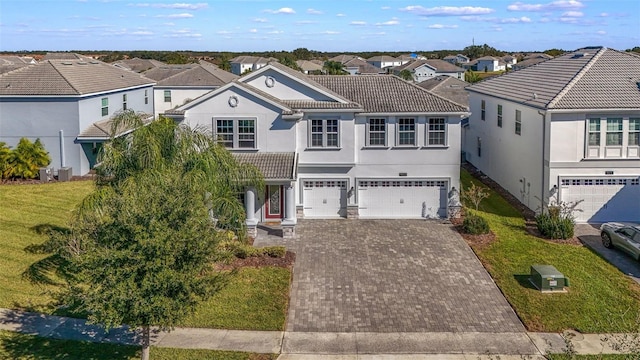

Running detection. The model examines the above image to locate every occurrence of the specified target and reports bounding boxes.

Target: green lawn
[461,169,640,333]
[0,330,277,360]
[0,181,290,331]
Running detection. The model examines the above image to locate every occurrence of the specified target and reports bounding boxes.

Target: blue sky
[1,0,638,52]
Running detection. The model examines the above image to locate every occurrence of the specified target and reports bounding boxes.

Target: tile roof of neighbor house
[395,59,465,72]
[296,60,324,72]
[0,59,156,96]
[113,58,165,73]
[329,54,358,64]
[512,57,550,70]
[0,56,34,74]
[233,152,297,180]
[343,58,384,74]
[230,56,272,65]
[43,52,86,60]
[309,75,468,113]
[77,113,154,139]
[417,75,469,108]
[467,47,640,110]
[144,62,237,87]
[367,55,399,62]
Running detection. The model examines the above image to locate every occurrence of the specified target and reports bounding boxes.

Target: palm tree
[399,69,414,81]
[323,60,347,75]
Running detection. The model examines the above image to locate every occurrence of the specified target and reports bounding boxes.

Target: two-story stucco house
[229,56,273,75]
[475,56,506,72]
[367,56,402,69]
[463,47,640,223]
[143,61,238,117]
[164,62,469,237]
[443,54,470,65]
[0,59,155,176]
[393,60,466,82]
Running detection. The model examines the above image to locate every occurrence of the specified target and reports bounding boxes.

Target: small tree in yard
[461,182,490,211]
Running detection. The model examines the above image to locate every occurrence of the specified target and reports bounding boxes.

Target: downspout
[538,110,547,213]
[59,130,66,168]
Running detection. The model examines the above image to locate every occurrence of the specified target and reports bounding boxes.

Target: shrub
[261,246,286,258]
[535,213,575,239]
[463,213,490,235]
[6,138,51,179]
[0,142,11,179]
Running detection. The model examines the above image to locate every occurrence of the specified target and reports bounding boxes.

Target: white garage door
[358,179,447,219]
[560,177,640,223]
[303,180,347,218]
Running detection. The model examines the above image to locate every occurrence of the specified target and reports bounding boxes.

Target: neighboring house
[443,54,470,65]
[113,57,165,73]
[296,60,324,74]
[512,53,554,71]
[229,56,272,75]
[475,56,506,72]
[463,47,640,223]
[0,59,155,176]
[343,58,384,75]
[143,61,238,116]
[367,55,402,69]
[329,54,360,64]
[43,52,86,60]
[393,60,465,82]
[163,62,468,237]
[501,55,517,68]
[0,56,37,74]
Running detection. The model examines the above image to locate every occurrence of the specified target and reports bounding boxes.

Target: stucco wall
[154,88,213,117]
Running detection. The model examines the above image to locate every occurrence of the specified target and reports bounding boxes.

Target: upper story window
[367,118,386,147]
[164,90,171,103]
[588,118,601,145]
[630,118,640,146]
[397,118,416,146]
[481,100,486,121]
[515,110,522,135]
[144,89,149,105]
[477,137,482,157]
[427,118,447,146]
[122,94,127,110]
[497,105,503,128]
[101,97,108,116]
[606,118,623,146]
[215,118,256,149]
[309,119,339,148]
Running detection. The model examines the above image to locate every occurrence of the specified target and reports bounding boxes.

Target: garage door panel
[560,177,640,223]
[358,180,447,219]
[303,180,347,218]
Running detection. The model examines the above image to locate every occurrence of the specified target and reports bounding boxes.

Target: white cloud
[559,16,578,23]
[460,16,532,23]
[131,30,153,35]
[507,1,584,12]
[562,11,583,17]
[217,30,232,34]
[381,6,391,10]
[599,12,608,17]
[350,21,367,25]
[249,28,257,33]
[336,13,346,17]
[164,29,202,38]
[539,17,551,22]
[131,3,208,10]
[253,18,268,23]
[427,24,458,29]
[376,18,399,26]
[264,7,295,14]
[322,30,340,34]
[307,8,323,15]
[493,26,503,31]
[500,16,532,23]
[596,30,606,34]
[156,13,194,18]
[295,20,317,24]
[163,22,175,26]
[268,30,284,34]
[400,6,494,16]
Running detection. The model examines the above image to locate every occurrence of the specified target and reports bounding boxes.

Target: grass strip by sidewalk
[461,169,640,333]
[0,330,277,360]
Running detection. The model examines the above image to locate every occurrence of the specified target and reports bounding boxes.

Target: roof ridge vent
[61,61,73,65]
[572,52,588,58]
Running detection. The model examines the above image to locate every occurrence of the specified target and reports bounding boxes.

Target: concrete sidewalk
[0,308,635,358]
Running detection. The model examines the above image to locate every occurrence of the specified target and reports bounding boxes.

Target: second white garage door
[560,177,640,223]
[303,180,348,218]
[358,179,448,219]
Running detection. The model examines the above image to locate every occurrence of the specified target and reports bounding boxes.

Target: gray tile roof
[367,55,398,62]
[113,58,165,73]
[77,113,153,139]
[0,60,155,96]
[330,55,358,64]
[467,47,640,110]
[296,60,324,72]
[282,100,362,110]
[417,76,469,108]
[309,75,468,113]
[344,58,384,74]
[145,63,237,87]
[43,52,85,60]
[230,56,272,65]
[395,59,464,73]
[233,152,297,180]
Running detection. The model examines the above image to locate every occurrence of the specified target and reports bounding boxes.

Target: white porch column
[282,183,296,238]
[245,187,258,238]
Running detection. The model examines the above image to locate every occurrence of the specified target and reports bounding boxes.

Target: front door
[265,185,283,219]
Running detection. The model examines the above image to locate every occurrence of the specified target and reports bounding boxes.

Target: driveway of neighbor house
[576,224,640,284]
[255,220,524,333]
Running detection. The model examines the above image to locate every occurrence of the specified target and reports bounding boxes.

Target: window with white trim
[477,137,482,157]
[497,104,503,128]
[144,89,149,105]
[122,94,127,110]
[164,90,171,103]
[397,118,416,146]
[630,118,640,146]
[606,118,623,146]
[427,118,446,146]
[515,110,522,135]
[101,97,108,116]
[588,118,601,146]
[481,100,486,121]
[215,119,256,149]
[367,118,386,146]
[309,119,339,148]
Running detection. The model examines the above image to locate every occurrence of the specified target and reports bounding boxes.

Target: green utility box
[530,265,569,292]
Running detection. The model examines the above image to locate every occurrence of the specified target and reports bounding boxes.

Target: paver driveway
[255,220,524,333]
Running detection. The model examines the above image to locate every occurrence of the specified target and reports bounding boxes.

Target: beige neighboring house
[417,76,469,108]
[329,54,362,64]
[366,55,402,69]
[343,58,384,75]
[393,59,465,82]
[0,59,155,176]
[113,58,166,73]
[0,55,37,74]
[229,56,274,75]
[42,52,86,60]
[296,60,324,74]
[143,61,238,116]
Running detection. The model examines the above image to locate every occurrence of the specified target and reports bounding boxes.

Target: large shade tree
[28,111,263,360]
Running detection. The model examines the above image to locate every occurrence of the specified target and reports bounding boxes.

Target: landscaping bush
[217,241,286,259]
[535,213,575,239]
[0,138,51,180]
[261,246,286,258]
[463,213,490,235]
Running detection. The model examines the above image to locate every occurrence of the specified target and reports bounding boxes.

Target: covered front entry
[265,185,284,219]
[559,176,640,223]
[358,179,448,219]
[302,180,348,218]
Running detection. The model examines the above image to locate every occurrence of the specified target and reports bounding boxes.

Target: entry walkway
[0,308,633,358]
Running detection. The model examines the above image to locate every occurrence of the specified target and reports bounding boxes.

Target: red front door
[265,185,283,219]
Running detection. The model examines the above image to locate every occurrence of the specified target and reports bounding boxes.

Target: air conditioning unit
[58,167,73,182]
[39,168,51,183]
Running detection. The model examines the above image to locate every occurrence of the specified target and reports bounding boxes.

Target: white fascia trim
[0,84,155,99]
[298,163,355,168]
[175,82,292,113]
[546,108,640,113]
[299,108,363,113]
[358,112,470,117]
[79,84,156,98]
[75,137,109,142]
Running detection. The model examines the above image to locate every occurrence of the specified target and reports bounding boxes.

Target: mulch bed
[0,175,95,186]
[217,251,296,271]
